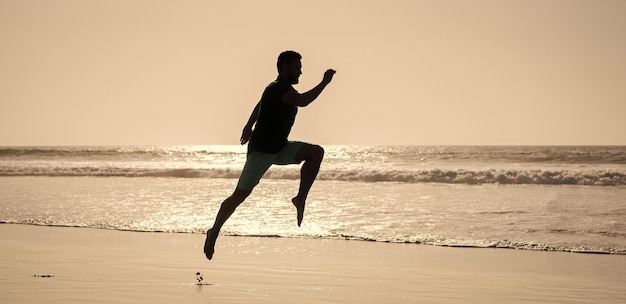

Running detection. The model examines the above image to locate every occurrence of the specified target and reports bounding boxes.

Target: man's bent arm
[282,69,335,107]
[240,101,260,144]
[244,101,261,128]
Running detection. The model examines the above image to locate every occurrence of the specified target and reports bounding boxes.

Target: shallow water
[1,176,624,254]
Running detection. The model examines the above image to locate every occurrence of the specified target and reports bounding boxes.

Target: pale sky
[1,0,625,146]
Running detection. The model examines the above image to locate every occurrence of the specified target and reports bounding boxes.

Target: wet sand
[1,224,625,303]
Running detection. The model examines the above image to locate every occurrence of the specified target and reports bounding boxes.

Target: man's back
[249,78,298,154]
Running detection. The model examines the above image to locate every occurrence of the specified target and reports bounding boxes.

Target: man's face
[286,60,302,84]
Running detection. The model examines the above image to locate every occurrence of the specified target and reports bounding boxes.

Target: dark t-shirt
[248,77,298,153]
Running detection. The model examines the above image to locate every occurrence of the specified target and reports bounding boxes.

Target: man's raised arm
[282,69,336,107]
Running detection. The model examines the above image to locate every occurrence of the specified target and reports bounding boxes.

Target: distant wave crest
[1,166,624,186]
[320,168,626,186]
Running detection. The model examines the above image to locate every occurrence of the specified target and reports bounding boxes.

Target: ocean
[1,145,625,254]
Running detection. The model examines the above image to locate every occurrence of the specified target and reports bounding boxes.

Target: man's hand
[240,125,253,145]
[322,69,336,85]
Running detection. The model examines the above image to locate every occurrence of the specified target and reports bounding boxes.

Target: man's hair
[277,50,302,72]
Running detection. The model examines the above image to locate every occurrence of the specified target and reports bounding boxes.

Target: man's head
[277,50,302,84]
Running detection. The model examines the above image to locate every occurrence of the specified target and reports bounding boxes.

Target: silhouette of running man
[204,50,336,260]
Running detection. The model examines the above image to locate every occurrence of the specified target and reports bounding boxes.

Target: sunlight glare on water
[1,145,626,253]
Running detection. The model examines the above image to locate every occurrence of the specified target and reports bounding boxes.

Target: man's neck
[277,74,288,83]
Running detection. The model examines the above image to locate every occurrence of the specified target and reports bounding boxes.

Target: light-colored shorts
[236,141,305,190]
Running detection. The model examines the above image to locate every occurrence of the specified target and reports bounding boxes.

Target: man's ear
[278,63,287,73]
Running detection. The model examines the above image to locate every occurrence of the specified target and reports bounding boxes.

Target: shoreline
[2,224,625,303]
[2,221,625,256]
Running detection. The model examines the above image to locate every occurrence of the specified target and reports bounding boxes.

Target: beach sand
[1,224,625,303]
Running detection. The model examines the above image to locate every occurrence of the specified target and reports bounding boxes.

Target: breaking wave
[1,165,624,186]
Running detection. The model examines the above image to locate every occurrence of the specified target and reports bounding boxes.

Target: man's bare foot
[292,197,305,227]
[203,228,217,260]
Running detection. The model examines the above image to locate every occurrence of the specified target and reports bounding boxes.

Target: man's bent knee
[297,144,324,163]
[312,145,324,161]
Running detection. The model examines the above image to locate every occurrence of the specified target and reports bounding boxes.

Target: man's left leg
[291,143,324,226]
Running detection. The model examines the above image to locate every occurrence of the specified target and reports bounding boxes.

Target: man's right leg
[204,150,274,260]
[204,188,252,260]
